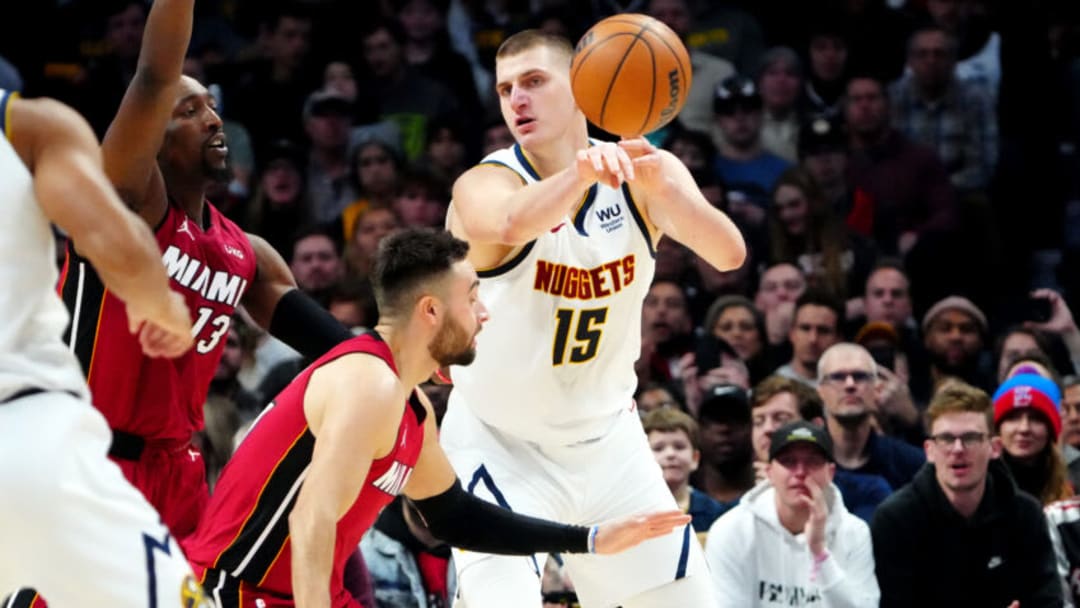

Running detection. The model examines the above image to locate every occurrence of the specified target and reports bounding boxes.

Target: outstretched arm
[288,354,401,608]
[9,96,191,358]
[621,139,746,272]
[448,142,635,269]
[404,392,690,555]
[241,234,353,359]
[101,0,194,222]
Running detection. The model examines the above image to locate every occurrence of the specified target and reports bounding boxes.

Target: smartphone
[867,344,896,371]
[695,335,723,373]
[1027,296,1052,323]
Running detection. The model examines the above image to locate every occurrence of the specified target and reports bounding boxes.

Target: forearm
[411,480,589,555]
[266,289,354,360]
[816,554,879,608]
[648,175,746,271]
[497,167,591,244]
[288,508,336,608]
[136,0,194,84]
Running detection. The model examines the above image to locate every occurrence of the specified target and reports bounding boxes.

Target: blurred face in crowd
[996,331,1045,383]
[638,386,680,415]
[398,0,443,42]
[864,268,912,327]
[927,0,967,32]
[908,30,956,94]
[998,410,1051,464]
[352,207,402,258]
[482,123,515,155]
[802,150,847,192]
[363,27,404,79]
[759,60,802,114]
[1063,384,1080,449]
[642,281,691,344]
[269,15,312,71]
[926,411,998,497]
[716,104,763,150]
[752,392,801,462]
[291,234,344,293]
[767,444,834,513]
[323,61,358,102]
[809,35,847,82]
[654,237,689,281]
[357,143,399,198]
[261,158,303,206]
[214,326,243,382]
[667,137,709,171]
[106,3,146,60]
[817,345,876,423]
[428,127,466,172]
[649,429,699,491]
[773,184,810,236]
[699,416,752,468]
[844,78,889,138]
[755,264,806,312]
[713,305,763,361]
[791,305,840,374]
[924,309,983,369]
[393,183,445,228]
[305,109,351,152]
[648,0,691,37]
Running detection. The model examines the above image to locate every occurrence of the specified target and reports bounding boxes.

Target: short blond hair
[926,381,993,432]
[642,407,700,450]
[496,29,574,67]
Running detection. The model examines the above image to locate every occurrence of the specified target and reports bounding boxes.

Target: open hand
[591,510,691,555]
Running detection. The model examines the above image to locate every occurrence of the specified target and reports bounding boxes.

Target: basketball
[570,14,692,138]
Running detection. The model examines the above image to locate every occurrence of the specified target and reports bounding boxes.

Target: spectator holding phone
[855,321,921,440]
[1026,289,1080,379]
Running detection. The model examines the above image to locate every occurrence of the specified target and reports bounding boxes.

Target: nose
[206,107,223,130]
[509,85,528,111]
[478,301,491,325]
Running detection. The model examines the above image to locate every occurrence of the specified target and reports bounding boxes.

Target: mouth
[206,133,229,154]
[949,462,971,476]
[515,117,536,132]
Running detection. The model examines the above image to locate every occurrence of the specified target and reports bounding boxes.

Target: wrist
[812,547,829,562]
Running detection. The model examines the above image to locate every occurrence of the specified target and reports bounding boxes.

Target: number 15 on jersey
[552,307,608,365]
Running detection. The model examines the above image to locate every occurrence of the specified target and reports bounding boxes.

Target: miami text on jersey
[373,460,414,496]
[533,254,636,300]
[162,245,250,307]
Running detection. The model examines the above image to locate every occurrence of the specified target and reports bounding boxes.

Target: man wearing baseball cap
[705,421,879,607]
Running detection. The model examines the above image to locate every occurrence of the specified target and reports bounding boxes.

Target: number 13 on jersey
[552,307,608,365]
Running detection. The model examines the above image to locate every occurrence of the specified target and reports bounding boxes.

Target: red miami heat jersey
[58,201,256,441]
[185,332,427,598]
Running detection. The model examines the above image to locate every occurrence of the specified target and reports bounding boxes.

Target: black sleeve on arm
[410,480,590,555]
[268,289,354,360]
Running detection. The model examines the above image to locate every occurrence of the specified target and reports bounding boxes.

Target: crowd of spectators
[5,0,1080,605]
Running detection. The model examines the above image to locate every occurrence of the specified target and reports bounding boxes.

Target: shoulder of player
[307,352,406,435]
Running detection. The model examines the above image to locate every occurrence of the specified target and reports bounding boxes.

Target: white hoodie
[704,480,880,607]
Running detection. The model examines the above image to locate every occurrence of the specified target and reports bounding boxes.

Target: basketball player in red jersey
[56,0,353,540]
[185,228,690,608]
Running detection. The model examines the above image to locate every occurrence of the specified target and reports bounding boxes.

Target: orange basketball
[570,14,692,137]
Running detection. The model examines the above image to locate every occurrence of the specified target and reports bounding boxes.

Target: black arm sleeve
[268,289,354,360]
[410,480,590,555]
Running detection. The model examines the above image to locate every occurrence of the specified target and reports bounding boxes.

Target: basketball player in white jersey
[442,30,746,608]
[0,89,210,607]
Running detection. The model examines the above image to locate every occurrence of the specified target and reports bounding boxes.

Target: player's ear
[416,294,441,327]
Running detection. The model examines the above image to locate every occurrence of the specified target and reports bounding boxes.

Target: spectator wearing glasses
[705,421,880,607]
[817,343,924,492]
[871,382,1062,608]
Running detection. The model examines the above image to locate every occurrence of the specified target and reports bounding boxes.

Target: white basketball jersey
[449,143,656,445]
[0,90,89,402]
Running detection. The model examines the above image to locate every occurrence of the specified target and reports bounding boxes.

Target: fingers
[599,145,625,188]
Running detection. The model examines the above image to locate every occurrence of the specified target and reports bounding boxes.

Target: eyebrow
[496,69,546,90]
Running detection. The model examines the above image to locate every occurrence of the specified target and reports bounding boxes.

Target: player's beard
[202,148,233,184]
[429,315,477,367]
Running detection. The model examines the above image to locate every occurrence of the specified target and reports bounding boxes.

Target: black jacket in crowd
[870,459,1063,608]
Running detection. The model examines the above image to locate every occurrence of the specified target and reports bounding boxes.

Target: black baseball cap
[698,384,750,424]
[713,75,762,115]
[768,421,834,462]
[798,114,846,159]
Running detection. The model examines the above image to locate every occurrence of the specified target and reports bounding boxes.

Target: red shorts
[198,568,361,608]
[112,436,209,541]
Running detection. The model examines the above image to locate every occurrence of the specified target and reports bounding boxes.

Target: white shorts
[440,405,709,608]
[0,391,207,607]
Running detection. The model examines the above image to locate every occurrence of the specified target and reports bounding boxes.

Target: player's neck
[168,181,208,226]
[521,122,590,179]
[373,322,437,388]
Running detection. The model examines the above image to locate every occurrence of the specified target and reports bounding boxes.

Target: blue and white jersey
[448,142,656,445]
[0,89,88,402]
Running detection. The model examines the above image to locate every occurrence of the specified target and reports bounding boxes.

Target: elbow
[496,213,532,246]
[714,238,747,272]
